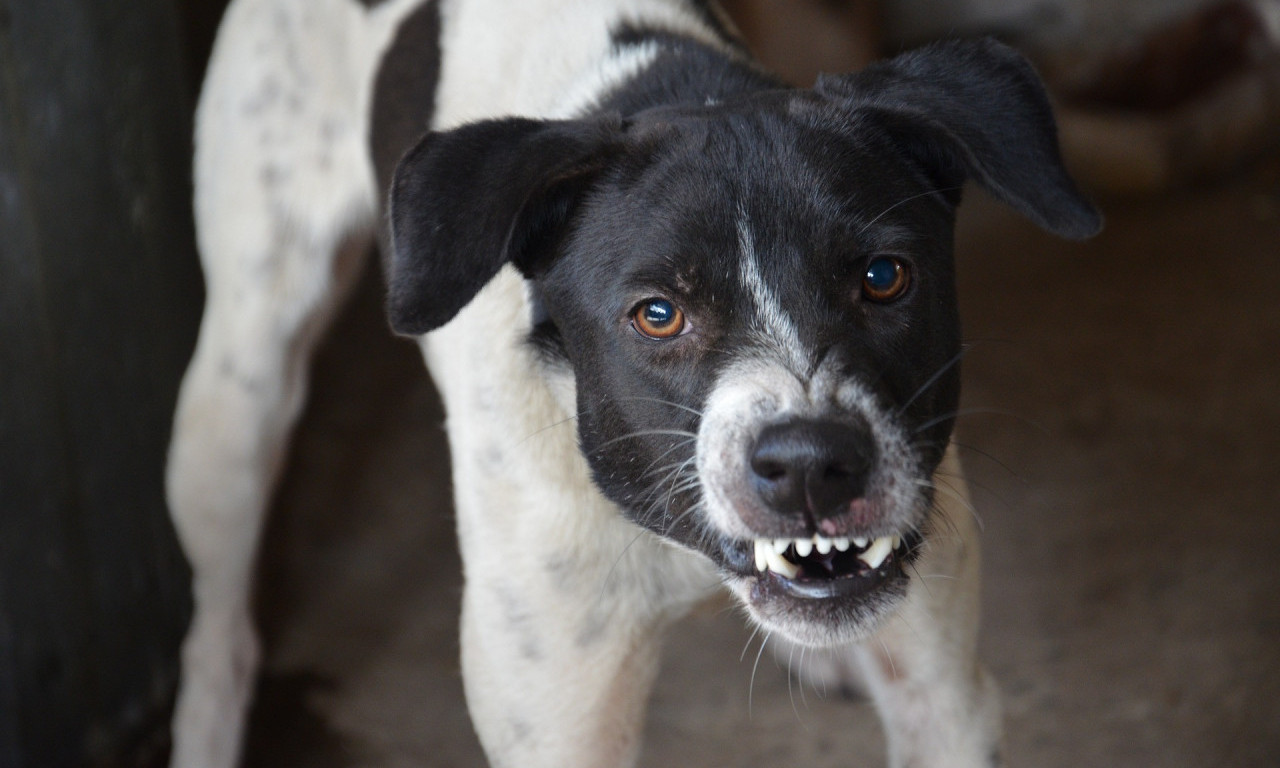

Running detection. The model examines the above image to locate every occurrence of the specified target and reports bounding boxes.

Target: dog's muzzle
[741,417,916,593]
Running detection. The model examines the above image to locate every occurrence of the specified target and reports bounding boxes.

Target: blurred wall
[0,0,205,765]
[884,0,1214,48]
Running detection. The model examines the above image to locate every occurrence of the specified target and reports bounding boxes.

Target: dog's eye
[632,299,686,339]
[861,257,911,302]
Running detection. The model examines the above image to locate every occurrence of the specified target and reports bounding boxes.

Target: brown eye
[861,257,911,302]
[632,299,686,339]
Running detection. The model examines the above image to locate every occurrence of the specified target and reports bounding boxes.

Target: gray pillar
[0,0,202,764]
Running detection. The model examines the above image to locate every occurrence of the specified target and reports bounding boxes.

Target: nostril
[750,455,789,482]
[823,463,854,482]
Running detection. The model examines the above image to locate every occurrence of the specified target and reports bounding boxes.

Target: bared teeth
[857,536,895,570]
[765,544,799,578]
[753,534,905,578]
[753,539,799,577]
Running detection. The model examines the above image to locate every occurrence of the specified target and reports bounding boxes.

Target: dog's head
[387,39,1100,646]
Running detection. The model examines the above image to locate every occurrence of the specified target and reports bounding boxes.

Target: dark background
[0,1,225,765]
[2,1,1277,767]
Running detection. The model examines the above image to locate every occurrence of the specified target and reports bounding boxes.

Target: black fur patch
[371,0,441,209]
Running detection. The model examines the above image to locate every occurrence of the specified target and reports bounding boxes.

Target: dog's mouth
[747,532,917,597]
[720,530,921,600]
[715,530,921,644]
[751,533,911,593]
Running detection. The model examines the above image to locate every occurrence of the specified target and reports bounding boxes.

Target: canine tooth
[858,536,894,570]
[754,540,768,572]
[852,536,868,549]
[773,538,791,555]
[891,534,902,551]
[833,537,851,552]
[765,548,800,579]
[814,536,833,555]
[794,538,813,557]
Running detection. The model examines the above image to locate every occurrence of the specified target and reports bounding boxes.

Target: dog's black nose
[749,419,876,521]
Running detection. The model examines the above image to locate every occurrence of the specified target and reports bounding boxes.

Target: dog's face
[388,40,1100,646]
[532,102,963,644]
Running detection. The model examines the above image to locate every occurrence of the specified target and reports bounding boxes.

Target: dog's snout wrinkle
[749,419,876,525]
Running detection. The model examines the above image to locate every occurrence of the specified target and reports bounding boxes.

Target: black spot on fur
[370,0,441,216]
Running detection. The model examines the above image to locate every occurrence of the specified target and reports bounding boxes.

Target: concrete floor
[240,156,1280,767]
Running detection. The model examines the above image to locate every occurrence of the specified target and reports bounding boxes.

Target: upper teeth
[752,534,902,577]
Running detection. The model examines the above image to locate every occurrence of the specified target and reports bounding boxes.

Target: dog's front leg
[450,479,714,767]
[168,1,382,763]
[854,448,1004,768]
[459,579,661,768]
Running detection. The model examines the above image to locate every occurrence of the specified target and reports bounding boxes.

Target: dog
[165,1,1101,766]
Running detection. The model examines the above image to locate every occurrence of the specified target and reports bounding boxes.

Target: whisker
[592,428,699,452]
[797,646,811,712]
[749,631,772,719]
[638,438,698,478]
[740,625,763,663]
[787,643,799,722]
[896,345,970,416]
[912,406,1044,436]
[876,636,898,681]
[907,560,935,599]
[857,186,963,235]
[516,410,586,445]
[597,530,647,605]
[613,395,705,419]
[930,476,985,532]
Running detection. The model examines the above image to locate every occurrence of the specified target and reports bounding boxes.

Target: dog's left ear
[815,38,1102,240]
[387,116,621,335]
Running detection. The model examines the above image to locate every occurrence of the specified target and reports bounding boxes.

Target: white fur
[736,213,808,372]
[168,2,420,765]
[696,355,923,550]
[168,1,1000,766]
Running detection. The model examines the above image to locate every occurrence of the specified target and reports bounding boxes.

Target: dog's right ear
[387,116,621,335]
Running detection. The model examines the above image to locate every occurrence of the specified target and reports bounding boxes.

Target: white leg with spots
[418,276,721,767]
[456,537,712,768]
[165,1,413,765]
[776,447,1003,768]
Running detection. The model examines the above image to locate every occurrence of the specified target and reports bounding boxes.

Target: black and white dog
[166,1,1100,766]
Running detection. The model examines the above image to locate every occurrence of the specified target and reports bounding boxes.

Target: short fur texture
[167,1,1099,766]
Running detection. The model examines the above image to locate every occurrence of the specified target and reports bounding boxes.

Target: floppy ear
[815,38,1102,240]
[387,116,621,335]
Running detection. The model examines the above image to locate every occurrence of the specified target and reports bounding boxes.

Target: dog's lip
[758,565,897,599]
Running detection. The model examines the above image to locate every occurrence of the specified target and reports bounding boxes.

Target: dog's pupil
[865,258,898,290]
[645,300,674,326]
